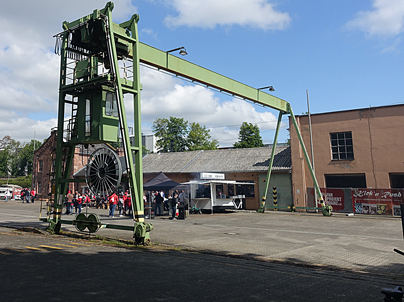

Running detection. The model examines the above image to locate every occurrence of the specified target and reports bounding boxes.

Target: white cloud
[164,0,291,30]
[141,28,158,40]
[139,68,279,146]
[346,0,404,37]
[0,111,57,143]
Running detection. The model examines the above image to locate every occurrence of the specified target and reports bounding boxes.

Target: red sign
[310,188,345,212]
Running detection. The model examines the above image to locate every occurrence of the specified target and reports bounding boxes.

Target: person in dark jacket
[155,192,163,216]
[170,193,178,220]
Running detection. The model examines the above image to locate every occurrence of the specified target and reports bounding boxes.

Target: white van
[0,187,10,200]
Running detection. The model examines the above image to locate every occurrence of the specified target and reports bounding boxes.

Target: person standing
[124,191,132,216]
[155,191,163,216]
[118,193,125,217]
[73,191,79,213]
[20,189,25,203]
[65,191,73,215]
[25,189,31,203]
[108,192,118,217]
[179,190,186,206]
[76,193,83,213]
[170,192,178,220]
[5,189,10,202]
[30,188,36,203]
[84,193,91,209]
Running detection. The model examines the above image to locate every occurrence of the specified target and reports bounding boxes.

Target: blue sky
[1,0,403,147]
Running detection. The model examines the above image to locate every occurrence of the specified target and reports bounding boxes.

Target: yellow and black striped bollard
[273,186,278,211]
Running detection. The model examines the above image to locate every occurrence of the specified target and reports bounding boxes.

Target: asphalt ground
[1,200,404,301]
[0,226,402,302]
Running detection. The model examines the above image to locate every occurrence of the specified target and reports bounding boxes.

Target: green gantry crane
[42,2,330,244]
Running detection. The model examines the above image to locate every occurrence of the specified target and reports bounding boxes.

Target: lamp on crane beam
[258,86,275,92]
[166,46,188,56]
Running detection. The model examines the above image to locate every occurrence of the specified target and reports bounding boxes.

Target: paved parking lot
[0,226,402,302]
[1,200,404,276]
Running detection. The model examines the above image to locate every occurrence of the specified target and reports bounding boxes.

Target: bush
[0,175,32,188]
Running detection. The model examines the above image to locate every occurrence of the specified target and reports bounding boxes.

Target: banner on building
[308,188,346,212]
[351,188,404,216]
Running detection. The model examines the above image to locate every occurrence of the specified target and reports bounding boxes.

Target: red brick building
[289,104,404,212]
[33,130,120,199]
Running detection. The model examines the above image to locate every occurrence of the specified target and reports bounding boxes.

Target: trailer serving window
[236,182,255,198]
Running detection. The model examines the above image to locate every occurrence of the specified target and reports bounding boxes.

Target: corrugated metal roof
[142,146,291,174]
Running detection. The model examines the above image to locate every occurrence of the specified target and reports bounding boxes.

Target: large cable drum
[85,148,122,196]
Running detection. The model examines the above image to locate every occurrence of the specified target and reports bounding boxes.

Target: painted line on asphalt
[54,243,78,248]
[39,245,63,250]
[25,246,47,251]
[68,242,92,246]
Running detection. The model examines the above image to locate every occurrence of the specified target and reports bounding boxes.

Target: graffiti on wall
[352,188,403,216]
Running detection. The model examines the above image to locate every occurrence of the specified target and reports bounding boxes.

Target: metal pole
[401,204,404,243]
[263,111,283,199]
[32,130,36,189]
[257,111,283,213]
[306,90,318,208]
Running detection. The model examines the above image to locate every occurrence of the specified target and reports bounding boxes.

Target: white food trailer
[182,173,254,213]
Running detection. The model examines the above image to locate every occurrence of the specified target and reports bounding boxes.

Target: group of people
[63,188,190,219]
[106,191,132,218]
[144,189,188,220]
[64,190,132,218]
[65,191,91,215]
[21,188,36,203]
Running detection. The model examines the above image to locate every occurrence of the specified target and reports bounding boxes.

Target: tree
[152,117,219,153]
[233,122,264,148]
[0,136,20,177]
[12,139,41,176]
[152,117,189,152]
[0,149,9,178]
[187,122,219,151]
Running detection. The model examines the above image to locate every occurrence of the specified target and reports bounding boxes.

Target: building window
[330,131,354,160]
[105,92,118,117]
[236,183,255,198]
[37,182,41,194]
[325,174,366,188]
[390,173,404,188]
[38,160,43,172]
[85,95,92,137]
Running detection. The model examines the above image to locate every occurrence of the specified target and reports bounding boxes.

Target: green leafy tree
[152,118,219,152]
[233,122,264,148]
[11,139,41,177]
[152,117,189,152]
[187,122,219,151]
[0,136,20,177]
[0,149,9,177]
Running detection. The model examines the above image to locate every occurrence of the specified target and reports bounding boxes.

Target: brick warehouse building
[289,104,404,213]
[141,146,292,210]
